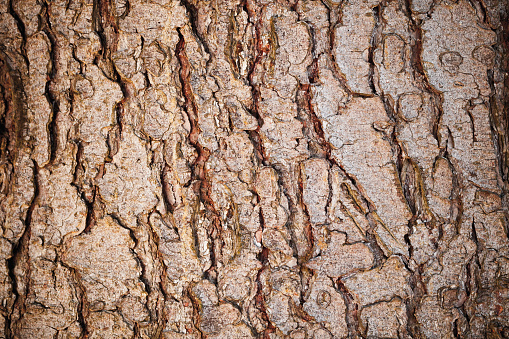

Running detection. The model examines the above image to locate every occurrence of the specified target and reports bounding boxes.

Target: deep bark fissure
[6,161,39,337]
[175,28,222,283]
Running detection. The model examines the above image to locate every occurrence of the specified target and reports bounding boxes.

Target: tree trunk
[1,0,508,337]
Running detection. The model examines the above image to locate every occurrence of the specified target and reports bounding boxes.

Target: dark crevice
[161,163,175,214]
[406,265,426,339]
[403,0,445,146]
[176,28,221,282]
[6,161,39,337]
[442,151,463,230]
[254,250,276,339]
[147,210,172,336]
[41,1,60,165]
[186,284,204,339]
[465,99,478,143]
[71,140,96,235]
[8,0,29,69]
[246,4,269,167]
[109,214,152,297]
[251,167,272,337]
[364,228,388,267]
[179,0,210,56]
[320,0,352,96]
[368,4,383,96]
[336,279,361,338]
[57,258,90,339]
[92,0,134,138]
[137,218,169,330]
[274,164,312,263]
[297,163,315,263]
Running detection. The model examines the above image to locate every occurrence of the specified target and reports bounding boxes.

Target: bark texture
[1,0,509,338]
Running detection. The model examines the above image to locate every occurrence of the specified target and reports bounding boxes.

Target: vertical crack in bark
[41,1,60,165]
[239,6,276,334]
[406,265,426,339]
[255,248,276,338]
[93,0,134,137]
[443,148,463,232]
[321,0,352,96]
[245,2,268,167]
[273,164,311,263]
[250,179,274,337]
[336,278,361,339]
[71,140,96,235]
[109,213,155,334]
[186,284,204,339]
[146,211,172,336]
[8,0,29,69]
[75,273,89,339]
[297,163,314,264]
[487,69,507,187]
[175,28,221,283]
[368,3,383,96]
[487,3,509,188]
[161,163,175,214]
[404,0,444,146]
[57,256,90,339]
[179,0,210,56]
[6,161,39,337]
[136,218,169,335]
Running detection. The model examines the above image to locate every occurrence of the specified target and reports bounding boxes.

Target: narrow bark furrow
[7,161,38,336]
[175,29,221,281]
[41,1,60,165]
[337,279,361,338]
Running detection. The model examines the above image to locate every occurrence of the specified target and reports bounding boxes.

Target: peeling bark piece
[334,0,378,94]
[311,57,348,119]
[200,303,241,334]
[398,93,423,122]
[343,256,411,306]
[415,297,460,338]
[207,324,255,339]
[326,97,411,255]
[301,158,329,224]
[303,275,348,338]
[223,132,254,172]
[88,311,134,339]
[266,292,298,335]
[360,299,408,338]
[306,232,374,277]
[97,129,159,225]
[62,216,146,313]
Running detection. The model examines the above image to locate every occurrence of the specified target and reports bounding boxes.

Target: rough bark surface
[0,0,509,338]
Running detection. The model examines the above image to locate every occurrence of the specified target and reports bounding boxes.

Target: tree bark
[1,0,509,338]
